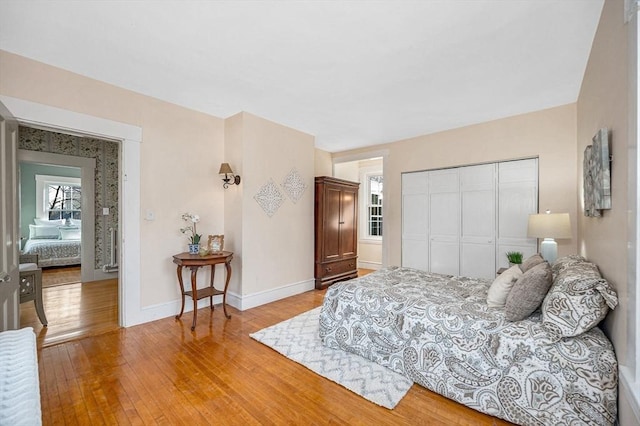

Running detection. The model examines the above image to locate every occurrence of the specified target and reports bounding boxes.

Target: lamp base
[540,238,558,264]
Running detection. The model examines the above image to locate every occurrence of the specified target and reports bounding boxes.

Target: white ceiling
[0,1,603,153]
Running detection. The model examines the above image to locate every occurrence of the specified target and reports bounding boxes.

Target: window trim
[359,167,383,244]
[35,174,81,221]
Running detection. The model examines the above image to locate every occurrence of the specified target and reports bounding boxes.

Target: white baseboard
[92,268,118,282]
[138,278,315,324]
[620,366,640,425]
[237,278,315,311]
[358,260,382,270]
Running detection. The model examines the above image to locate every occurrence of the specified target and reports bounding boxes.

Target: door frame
[1,95,142,327]
[18,150,96,283]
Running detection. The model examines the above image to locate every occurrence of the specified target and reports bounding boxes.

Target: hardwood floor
[20,267,119,348]
[37,287,513,425]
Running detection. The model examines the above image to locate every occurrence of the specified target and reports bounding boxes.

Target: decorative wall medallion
[254,179,285,217]
[281,168,307,204]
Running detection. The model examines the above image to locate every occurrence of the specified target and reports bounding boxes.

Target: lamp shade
[527,212,571,239]
[218,163,234,175]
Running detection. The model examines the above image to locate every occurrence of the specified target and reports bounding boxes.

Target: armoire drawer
[318,258,357,277]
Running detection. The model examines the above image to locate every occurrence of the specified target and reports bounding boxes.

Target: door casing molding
[1,95,143,327]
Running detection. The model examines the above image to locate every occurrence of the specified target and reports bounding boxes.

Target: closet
[402,158,538,279]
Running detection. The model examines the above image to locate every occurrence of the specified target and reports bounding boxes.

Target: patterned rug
[250,307,413,409]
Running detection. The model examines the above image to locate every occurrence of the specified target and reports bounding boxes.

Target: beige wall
[334,103,579,267]
[314,148,332,176]
[229,112,315,298]
[0,50,226,308]
[577,1,638,424]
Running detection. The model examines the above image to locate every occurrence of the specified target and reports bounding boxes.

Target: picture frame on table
[208,234,224,253]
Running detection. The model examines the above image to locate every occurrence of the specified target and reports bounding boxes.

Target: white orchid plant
[180,212,201,244]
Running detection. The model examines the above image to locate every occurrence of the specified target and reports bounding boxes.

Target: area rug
[250,307,413,409]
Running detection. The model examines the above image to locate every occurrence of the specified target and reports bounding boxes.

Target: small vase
[188,243,200,255]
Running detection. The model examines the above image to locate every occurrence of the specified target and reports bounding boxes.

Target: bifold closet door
[496,159,538,269]
[429,169,459,276]
[402,172,429,270]
[460,164,496,279]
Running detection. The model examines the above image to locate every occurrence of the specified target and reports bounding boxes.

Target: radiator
[0,327,42,426]
[102,227,119,273]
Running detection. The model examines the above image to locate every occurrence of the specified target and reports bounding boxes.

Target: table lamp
[527,210,571,263]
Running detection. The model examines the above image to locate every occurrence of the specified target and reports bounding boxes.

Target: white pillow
[71,219,82,227]
[487,265,523,308]
[59,228,81,240]
[28,224,60,239]
[33,218,63,226]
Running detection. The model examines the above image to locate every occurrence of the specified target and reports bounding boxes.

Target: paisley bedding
[22,238,81,267]
[319,266,617,425]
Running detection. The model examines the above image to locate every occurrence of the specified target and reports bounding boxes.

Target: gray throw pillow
[505,261,553,321]
[519,253,544,273]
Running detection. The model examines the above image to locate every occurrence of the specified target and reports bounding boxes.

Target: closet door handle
[0,274,10,283]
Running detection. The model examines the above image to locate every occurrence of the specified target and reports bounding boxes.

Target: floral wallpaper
[19,126,119,270]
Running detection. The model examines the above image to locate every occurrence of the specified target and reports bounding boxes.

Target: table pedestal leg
[190,266,199,331]
[175,265,185,320]
[222,261,232,319]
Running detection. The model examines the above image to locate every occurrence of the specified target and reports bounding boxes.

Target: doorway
[334,156,385,271]
[17,126,120,345]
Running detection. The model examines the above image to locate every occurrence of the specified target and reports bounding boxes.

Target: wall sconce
[527,210,571,263]
[219,163,241,189]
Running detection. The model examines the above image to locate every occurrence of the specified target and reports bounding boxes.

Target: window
[35,175,82,221]
[366,174,383,238]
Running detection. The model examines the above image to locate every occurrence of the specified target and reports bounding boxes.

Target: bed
[22,238,81,267]
[22,221,81,267]
[319,256,618,425]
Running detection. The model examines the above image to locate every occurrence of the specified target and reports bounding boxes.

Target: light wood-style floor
[35,270,513,426]
[20,266,119,348]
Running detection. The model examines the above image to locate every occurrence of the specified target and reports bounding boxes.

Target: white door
[0,101,20,331]
[496,159,538,269]
[460,164,496,279]
[429,169,460,275]
[402,172,429,270]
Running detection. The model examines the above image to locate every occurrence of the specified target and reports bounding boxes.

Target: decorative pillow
[28,224,60,239]
[486,265,523,308]
[542,261,618,339]
[519,253,544,273]
[70,219,82,227]
[59,228,81,240]
[504,261,553,321]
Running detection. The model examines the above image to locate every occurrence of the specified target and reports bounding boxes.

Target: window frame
[359,168,383,243]
[35,174,82,221]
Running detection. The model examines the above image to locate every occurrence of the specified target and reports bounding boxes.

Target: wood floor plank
[36,284,514,425]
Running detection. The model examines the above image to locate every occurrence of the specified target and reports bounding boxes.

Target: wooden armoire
[314,176,359,289]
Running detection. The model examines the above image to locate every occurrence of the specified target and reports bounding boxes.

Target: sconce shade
[218,162,241,188]
[219,163,234,175]
[527,212,571,239]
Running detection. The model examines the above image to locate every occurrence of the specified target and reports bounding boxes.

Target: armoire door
[322,185,342,261]
[429,169,460,276]
[339,185,358,257]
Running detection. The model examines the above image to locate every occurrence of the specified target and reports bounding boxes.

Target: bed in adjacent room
[22,222,81,267]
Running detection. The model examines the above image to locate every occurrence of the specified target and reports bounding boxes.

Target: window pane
[45,183,82,221]
[367,174,383,237]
